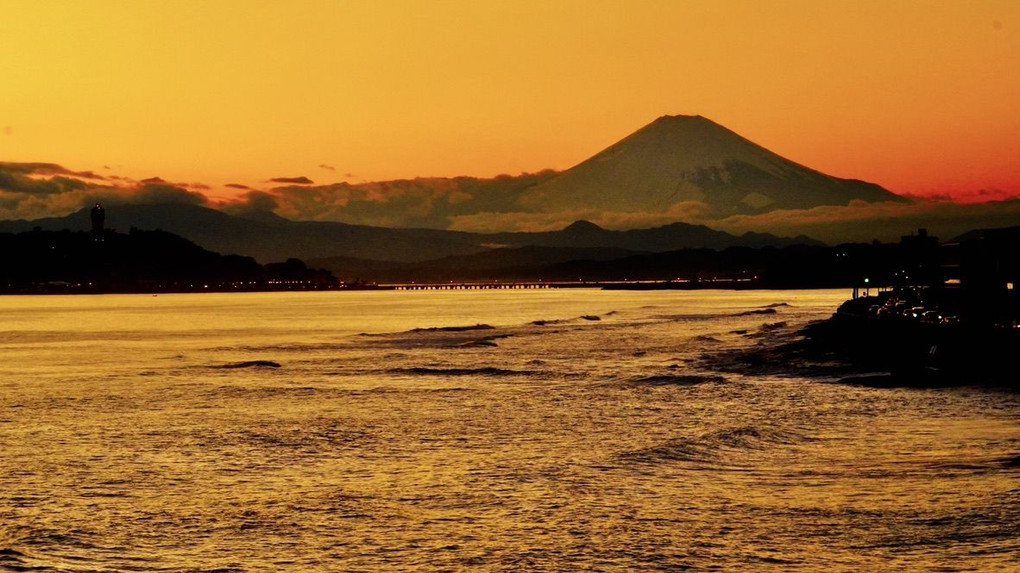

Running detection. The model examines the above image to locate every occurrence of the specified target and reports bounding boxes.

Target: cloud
[446,197,1020,241]
[72,170,106,180]
[0,161,107,181]
[139,176,209,191]
[0,173,87,195]
[0,163,92,195]
[268,176,314,184]
[318,164,335,171]
[904,188,1020,203]
[126,183,208,206]
[267,182,447,227]
[225,183,253,190]
[220,190,279,215]
[710,198,1020,243]
[244,171,561,228]
[0,161,208,220]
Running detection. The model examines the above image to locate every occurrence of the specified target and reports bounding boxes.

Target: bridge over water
[381,279,757,291]
[388,282,591,290]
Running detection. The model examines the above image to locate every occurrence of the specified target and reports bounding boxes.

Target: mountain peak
[652,113,709,123]
[632,114,745,148]
[562,220,604,233]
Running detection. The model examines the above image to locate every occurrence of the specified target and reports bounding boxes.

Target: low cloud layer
[0,162,208,220]
[222,190,279,214]
[232,171,561,229]
[268,176,314,184]
[3,160,1019,244]
[711,198,1020,243]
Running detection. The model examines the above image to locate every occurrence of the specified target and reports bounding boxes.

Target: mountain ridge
[0,203,821,263]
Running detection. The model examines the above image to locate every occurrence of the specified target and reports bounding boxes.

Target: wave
[457,339,499,348]
[409,324,495,333]
[618,425,805,465]
[207,342,353,354]
[212,360,282,369]
[655,308,782,322]
[360,326,513,349]
[736,308,778,316]
[655,313,729,322]
[736,320,791,340]
[533,312,612,325]
[710,425,803,448]
[619,437,716,464]
[387,366,538,377]
[629,374,727,387]
[530,319,564,326]
[1001,454,1020,468]
[0,548,28,571]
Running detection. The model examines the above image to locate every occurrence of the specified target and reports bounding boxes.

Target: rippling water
[1,290,1018,571]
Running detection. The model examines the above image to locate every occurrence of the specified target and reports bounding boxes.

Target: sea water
[0,289,1017,571]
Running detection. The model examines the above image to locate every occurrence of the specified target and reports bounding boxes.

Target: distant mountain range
[0,203,820,264]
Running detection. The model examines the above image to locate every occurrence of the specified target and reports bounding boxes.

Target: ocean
[1,289,1017,571]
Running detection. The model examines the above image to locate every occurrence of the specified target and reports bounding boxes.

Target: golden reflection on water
[1,290,1018,571]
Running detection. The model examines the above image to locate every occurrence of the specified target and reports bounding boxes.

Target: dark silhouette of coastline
[0,228,337,294]
[5,212,1019,308]
[310,232,945,287]
[698,227,1019,389]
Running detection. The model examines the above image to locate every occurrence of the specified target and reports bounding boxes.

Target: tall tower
[90,203,105,234]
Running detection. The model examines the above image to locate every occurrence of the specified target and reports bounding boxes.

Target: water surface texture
[1,290,1018,571]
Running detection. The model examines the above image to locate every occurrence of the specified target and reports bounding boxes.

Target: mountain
[519,115,906,217]
[487,220,820,252]
[950,224,1020,244]
[0,204,819,264]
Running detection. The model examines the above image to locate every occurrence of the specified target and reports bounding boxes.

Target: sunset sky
[1,0,1018,202]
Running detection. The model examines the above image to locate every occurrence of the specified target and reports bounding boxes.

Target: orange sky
[1,0,1018,201]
